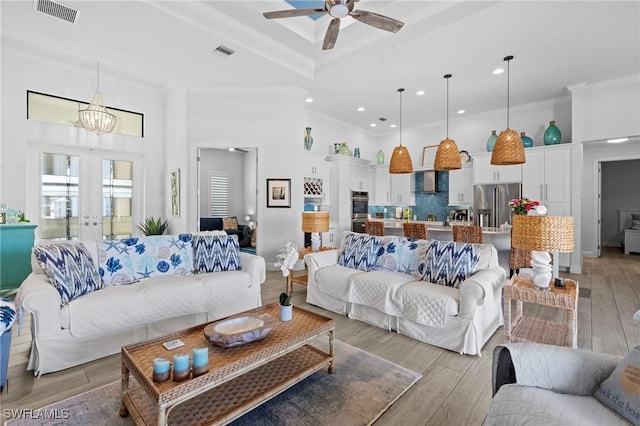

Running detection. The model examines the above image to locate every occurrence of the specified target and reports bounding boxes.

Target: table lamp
[511,215,574,289]
[301,212,330,252]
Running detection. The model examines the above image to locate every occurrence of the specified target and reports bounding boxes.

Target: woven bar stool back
[452,225,483,244]
[403,222,427,239]
[365,221,385,236]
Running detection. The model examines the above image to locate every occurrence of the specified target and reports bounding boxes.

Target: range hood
[421,170,437,193]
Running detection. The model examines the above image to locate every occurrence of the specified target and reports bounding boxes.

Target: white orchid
[275,242,299,277]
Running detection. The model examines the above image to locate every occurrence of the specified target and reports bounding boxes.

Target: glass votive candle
[192,347,209,377]
[172,353,190,382]
[152,358,171,383]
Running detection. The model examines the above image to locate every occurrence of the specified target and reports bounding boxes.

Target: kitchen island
[368,219,512,271]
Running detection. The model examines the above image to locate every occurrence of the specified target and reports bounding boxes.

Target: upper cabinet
[303,151,329,204]
[303,151,327,179]
[521,145,571,203]
[448,163,473,206]
[473,152,522,184]
[371,164,391,205]
[390,173,415,205]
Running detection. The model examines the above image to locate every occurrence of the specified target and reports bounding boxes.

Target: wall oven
[351,191,369,232]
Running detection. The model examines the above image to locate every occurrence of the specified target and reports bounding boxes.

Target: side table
[287,246,334,293]
[504,274,578,348]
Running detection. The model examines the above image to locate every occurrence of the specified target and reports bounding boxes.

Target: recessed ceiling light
[457,110,465,114]
[357,107,365,112]
[390,124,397,128]
[416,90,425,96]
[370,123,377,127]
[305,97,314,103]
[228,148,236,152]
[493,68,504,75]
[607,137,629,144]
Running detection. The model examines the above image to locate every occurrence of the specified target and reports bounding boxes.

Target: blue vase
[354,147,360,158]
[486,130,498,152]
[521,132,534,148]
[304,127,313,150]
[543,121,561,145]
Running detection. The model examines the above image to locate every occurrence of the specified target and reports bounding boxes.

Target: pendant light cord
[398,88,404,146]
[96,61,100,91]
[504,55,513,128]
[444,74,452,138]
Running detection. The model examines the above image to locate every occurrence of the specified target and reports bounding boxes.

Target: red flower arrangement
[508,198,540,215]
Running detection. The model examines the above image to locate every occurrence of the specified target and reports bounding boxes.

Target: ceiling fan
[263,0,404,50]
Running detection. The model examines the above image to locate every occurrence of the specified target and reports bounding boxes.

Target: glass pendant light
[434,74,461,171]
[79,61,117,135]
[389,88,413,174]
[491,55,525,165]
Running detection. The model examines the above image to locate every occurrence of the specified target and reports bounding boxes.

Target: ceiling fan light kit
[434,74,462,171]
[389,88,413,174]
[263,0,404,50]
[78,61,117,135]
[491,55,525,165]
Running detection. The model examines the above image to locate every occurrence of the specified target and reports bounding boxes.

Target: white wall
[304,110,378,160]
[600,159,640,247]
[198,149,246,219]
[1,50,165,240]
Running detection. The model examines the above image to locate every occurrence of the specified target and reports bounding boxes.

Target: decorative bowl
[204,314,277,348]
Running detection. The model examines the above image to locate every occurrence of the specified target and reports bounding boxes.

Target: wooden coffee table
[119,303,335,425]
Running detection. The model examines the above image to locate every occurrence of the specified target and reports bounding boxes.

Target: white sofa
[305,233,506,355]
[484,343,631,425]
[17,235,266,376]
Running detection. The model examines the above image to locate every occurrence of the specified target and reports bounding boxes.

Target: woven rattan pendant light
[434,74,461,171]
[389,88,413,174]
[491,55,525,165]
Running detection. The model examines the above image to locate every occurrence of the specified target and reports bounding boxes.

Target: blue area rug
[7,340,420,425]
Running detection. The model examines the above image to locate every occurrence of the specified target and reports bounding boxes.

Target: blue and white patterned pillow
[33,243,104,304]
[193,234,240,273]
[337,232,381,272]
[0,297,16,335]
[374,236,430,276]
[98,234,194,286]
[422,240,480,288]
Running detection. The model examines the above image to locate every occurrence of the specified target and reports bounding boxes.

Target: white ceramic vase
[280,304,292,321]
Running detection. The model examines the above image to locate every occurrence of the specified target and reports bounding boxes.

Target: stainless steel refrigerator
[473,183,521,228]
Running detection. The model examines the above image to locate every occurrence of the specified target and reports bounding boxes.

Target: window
[27,91,144,137]
[209,172,229,217]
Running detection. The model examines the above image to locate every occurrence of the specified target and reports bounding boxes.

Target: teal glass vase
[486,130,498,152]
[543,121,561,145]
[304,127,313,150]
[521,132,534,148]
[377,149,384,164]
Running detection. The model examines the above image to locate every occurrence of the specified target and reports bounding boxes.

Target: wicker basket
[490,128,525,165]
[511,215,574,252]
[389,145,413,174]
[434,138,462,171]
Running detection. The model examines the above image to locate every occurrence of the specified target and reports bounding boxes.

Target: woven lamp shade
[389,145,413,174]
[511,215,574,252]
[301,212,330,233]
[434,138,462,171]
[491,128,525,165]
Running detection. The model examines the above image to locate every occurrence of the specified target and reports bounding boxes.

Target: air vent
[213,45,235,57]
[34,0,80,24]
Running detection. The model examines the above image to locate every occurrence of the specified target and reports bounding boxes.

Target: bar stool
[403,222,428,239]
[365,221,385,236]
[452,225,483,243]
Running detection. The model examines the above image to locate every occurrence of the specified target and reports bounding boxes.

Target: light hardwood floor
[2,247,639,425]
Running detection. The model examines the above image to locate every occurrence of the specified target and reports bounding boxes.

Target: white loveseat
[305,232,506,355]
[17,234,266,375]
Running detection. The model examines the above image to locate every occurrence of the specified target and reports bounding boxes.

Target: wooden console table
[504,275,578,348]
[287,246,334,293]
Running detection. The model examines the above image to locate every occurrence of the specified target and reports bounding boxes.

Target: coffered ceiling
[2,1,639,133]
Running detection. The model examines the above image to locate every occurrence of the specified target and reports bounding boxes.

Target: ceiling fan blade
[350,9,404,33]
[263,8,326,19]
[323,18,341,50]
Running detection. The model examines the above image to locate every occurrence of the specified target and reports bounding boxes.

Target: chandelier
[79,62,117,135]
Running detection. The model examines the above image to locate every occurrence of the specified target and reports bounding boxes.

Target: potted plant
[279,291,292,322]
[137,217,168,236]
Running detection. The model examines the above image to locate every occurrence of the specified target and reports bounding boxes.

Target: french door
[29,145,143,242]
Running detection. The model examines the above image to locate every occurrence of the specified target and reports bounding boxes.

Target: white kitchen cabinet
[448,164,473,205]
[390,173,415,205]
[321,226,339,248]
[473,153,522,184]
[303,151,329,204]
[350,160,371,192]
[303,151,327,179]
[371,164,391,205]
[521,145,571,203]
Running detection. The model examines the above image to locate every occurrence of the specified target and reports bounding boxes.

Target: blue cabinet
[0,224,37,295]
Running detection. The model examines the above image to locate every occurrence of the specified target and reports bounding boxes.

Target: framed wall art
[266,178,291,208]
[170,169,180,217]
